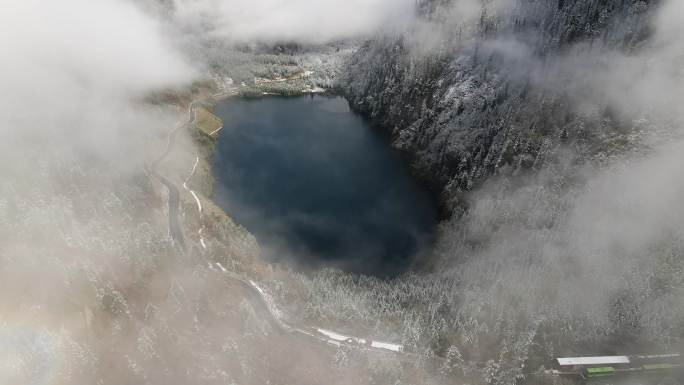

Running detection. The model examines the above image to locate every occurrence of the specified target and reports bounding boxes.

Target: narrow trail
[150,114,189,252]
[182,155,207,249]
[154,171,185,251]
[149,99,203,251]
[209,262,408,358]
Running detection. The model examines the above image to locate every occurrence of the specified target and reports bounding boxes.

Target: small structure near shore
[194,106,223,138]
[545,353,681,382]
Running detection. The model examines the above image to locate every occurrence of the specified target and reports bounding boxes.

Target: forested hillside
[342,0,656,210]
[281,1,684,383]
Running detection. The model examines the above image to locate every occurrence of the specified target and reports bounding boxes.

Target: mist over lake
[212,96,439,276]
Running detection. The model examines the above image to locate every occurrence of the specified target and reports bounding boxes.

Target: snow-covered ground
[316,328,403,352]
[212,260,406,354]
[205,43,356,96]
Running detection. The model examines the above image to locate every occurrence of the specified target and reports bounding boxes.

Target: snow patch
[371,341,403,352]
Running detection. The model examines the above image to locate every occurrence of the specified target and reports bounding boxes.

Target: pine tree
[440,345,464,377]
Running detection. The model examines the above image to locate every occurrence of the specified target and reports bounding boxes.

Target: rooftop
[557,356,630,367]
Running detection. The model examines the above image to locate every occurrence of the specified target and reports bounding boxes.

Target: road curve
[153,171,185,252]
[149,102,199,252]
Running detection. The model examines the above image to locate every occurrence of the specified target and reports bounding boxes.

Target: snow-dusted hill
[342,0,658,211]
[283,2,684,383]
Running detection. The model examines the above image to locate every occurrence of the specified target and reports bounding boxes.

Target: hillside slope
[284,2,684,383]
[342,0,656,210]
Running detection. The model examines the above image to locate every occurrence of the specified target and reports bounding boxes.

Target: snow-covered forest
[268,1,684,383]
[3,0,683,384]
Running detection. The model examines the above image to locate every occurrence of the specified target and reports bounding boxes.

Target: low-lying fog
[3,0,684,383]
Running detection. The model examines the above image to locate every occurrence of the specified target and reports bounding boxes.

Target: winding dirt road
[145,85,677,384]
[150,112,190,252]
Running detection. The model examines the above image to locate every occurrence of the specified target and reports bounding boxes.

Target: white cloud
[172,0,415,44]
[0,0,196,163]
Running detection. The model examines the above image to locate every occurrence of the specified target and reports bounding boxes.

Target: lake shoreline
[191,88,339,198]
[206,95,440,276]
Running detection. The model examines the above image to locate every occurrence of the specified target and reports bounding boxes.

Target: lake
[212,96,439,276]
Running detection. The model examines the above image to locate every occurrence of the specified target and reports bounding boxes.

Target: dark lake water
[212,96,439,276]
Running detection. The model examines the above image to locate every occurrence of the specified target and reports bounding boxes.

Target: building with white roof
[557,356,630,367]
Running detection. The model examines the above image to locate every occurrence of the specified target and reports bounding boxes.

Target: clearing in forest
[195,107,223,137]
